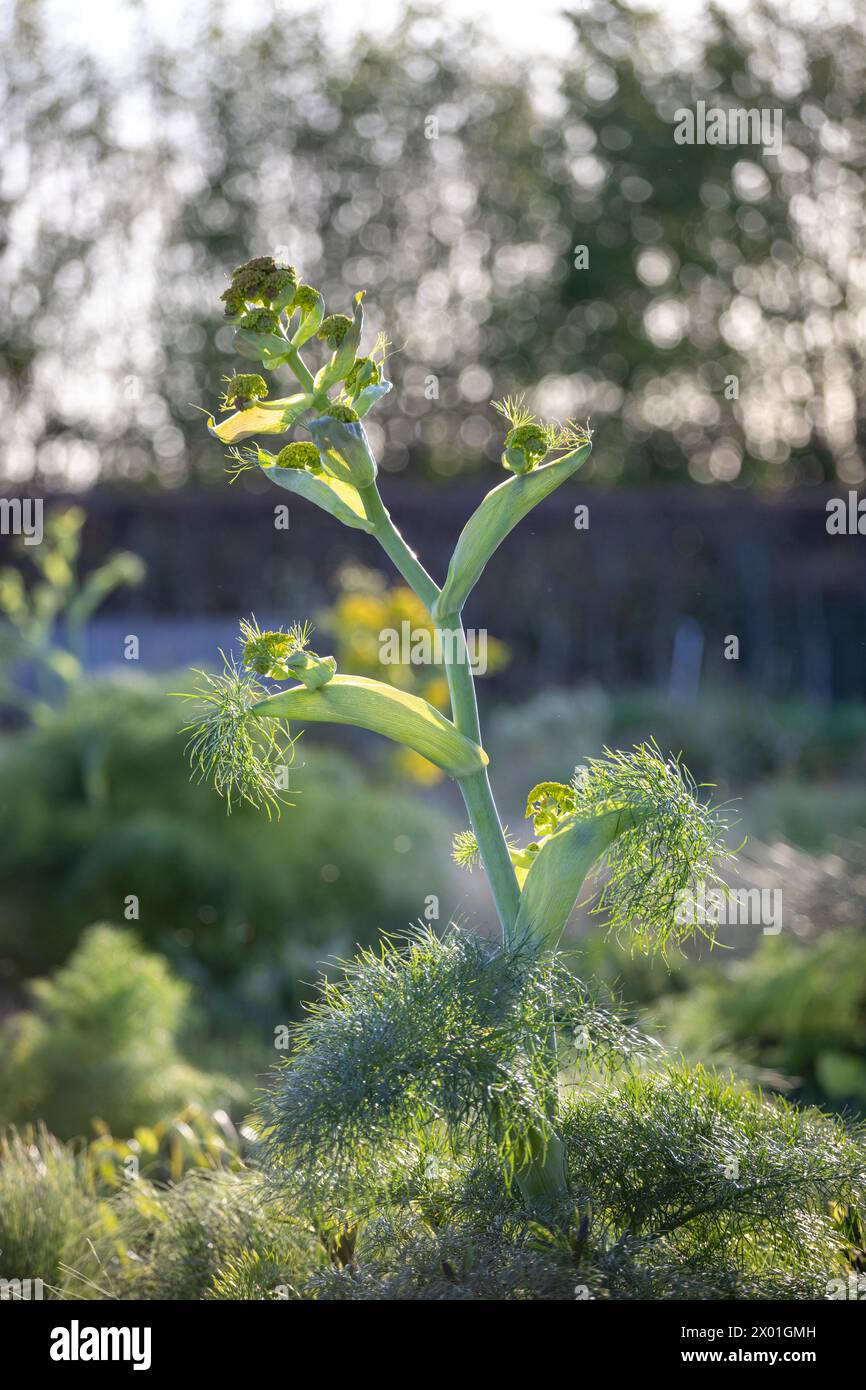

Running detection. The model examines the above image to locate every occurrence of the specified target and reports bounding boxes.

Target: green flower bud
[222,256,298,315]
[317,314,353,349]
[232,255,276,281]
[345,356,381,396]
[274,442,323,471]
[288,283,325,348]
[502,423,549,473]
[239,617,325,683]
[284,649,338,690]
[525,780,576,836]
[261,266,298,310]
[319,403,360,424]
[240,308,280,334]
[221,287,247,318]
[242,628,298,677]
[314,294,365,392]
[221,374,268,411]
[293,284,322,314]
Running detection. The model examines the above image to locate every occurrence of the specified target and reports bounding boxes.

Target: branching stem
[359,485,521,942]
[437,611,521,941]
[358,484,440,613]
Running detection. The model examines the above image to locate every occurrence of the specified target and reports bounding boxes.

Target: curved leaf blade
[433,444,591,620]
[258,453,374,532]
[209,395,311,444]
[352,380,392,418]
[252,674,488,778]
[514,811,622,953]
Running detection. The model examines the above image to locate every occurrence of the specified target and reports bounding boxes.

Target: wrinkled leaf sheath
[307,416,378,487]
[257,452,374,532]
[515,809,625,952]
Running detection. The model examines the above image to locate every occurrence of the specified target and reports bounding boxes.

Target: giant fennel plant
[186,257,863,1262]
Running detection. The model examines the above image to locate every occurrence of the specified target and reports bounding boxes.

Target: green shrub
[0,1127,96,1295]
[489,686,866,811]
[6,1053,861,1302]
[658,931,866,1111]
[564,1064,860,1294]
[117,1169,318,1301]
[0,676,450,1012]
[0,925,237,1139]
[253,928,864,1299]
[293,1060,864,1301]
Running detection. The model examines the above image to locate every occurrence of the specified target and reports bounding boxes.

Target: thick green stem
[359,485,568,1217]
[358,493,519,938]
[285,345,316,396]
[456,768,521,941]
[515,1130,570,1221]
[437,610,521,941]
[358,485,441,613]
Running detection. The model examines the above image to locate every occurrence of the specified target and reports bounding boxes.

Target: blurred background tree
[1,0,864,489]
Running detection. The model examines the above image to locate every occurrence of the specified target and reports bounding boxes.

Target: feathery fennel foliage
[257,925,653,1213]
[575,742,733,952]
[296,1064,865,1300]
[563,1064,866,1289]
[182,659,295,816]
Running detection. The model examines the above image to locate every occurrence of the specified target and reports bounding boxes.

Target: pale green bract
[256,449,374,532]
[208,394,311,445]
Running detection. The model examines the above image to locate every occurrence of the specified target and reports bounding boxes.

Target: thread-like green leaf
[433,445,590,620]
[252,674,488,778]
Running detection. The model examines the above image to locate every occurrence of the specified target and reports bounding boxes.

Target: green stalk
[427,607,566,1216]
[358,484,441,613]
[361,487,567,1216]
[359,484,520,940]
[436,611,521,941]
[285,344,316,397]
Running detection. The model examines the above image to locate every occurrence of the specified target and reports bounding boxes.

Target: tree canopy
[1,0,864,488]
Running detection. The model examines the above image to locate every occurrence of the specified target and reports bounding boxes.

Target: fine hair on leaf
[571,741,734,954]
[180,656,296,816]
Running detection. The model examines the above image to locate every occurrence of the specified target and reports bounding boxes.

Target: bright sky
[32,0,735,64]
[30,0,859,78]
